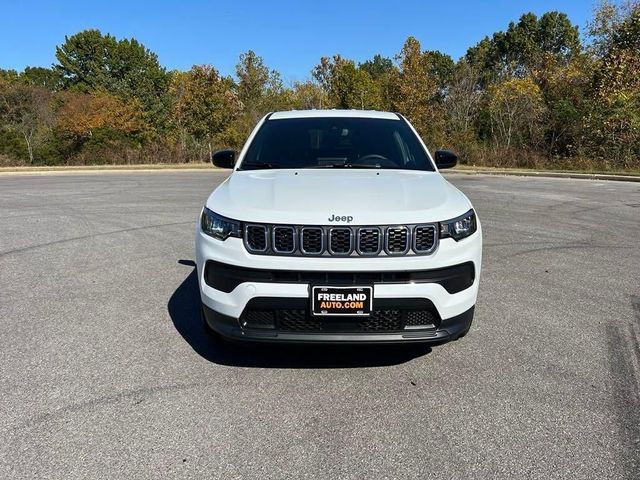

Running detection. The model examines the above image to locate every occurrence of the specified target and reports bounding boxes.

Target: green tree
[360,54,396,110]
[360,55,394,80]
[0,81,53,163]
[467,11,581,80]
[55,29,169,129]
[488,77,546,149]
[20,67,63,90]
[0,69,19,83]
[312,55,380,109]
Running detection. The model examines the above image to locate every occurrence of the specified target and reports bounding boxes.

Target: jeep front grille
[242,223,439,257]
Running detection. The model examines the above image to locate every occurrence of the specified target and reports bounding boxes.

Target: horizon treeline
[1,1,639,170]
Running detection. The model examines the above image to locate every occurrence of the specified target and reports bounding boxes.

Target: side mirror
[211,149,236,169]
[434,150,458,169]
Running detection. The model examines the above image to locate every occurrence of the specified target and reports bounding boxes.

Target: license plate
[311,286,373,316]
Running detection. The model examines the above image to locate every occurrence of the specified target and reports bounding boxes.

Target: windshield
[239,117,435,171]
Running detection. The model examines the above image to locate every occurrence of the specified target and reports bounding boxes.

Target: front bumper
[203,302,474,344]
[195,224,481,344]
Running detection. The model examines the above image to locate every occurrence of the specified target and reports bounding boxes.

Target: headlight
[201,207,242,240]
[440,209,477,241]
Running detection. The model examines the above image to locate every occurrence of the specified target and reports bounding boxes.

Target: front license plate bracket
[311,286,373,316]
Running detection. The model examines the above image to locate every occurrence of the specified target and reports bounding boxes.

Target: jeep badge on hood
[328,214,353,222]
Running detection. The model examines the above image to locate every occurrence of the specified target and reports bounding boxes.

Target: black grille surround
[272,226,296,253]
[245,224,268,252]
[301,227,323,254]
[357,228,382,255]
[243,223,438,257]
[414,225,436,253]
[328,228,353,255]
[386,226,410,255]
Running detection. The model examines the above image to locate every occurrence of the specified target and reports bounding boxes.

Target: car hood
[206,169,472,225]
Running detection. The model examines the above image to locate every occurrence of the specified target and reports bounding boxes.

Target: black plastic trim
[202,303,474,344]
[204,260,475,294]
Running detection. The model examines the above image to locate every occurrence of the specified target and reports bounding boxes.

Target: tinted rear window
[239,117,434,171]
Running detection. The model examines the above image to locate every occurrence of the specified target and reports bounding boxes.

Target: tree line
[0,1,638,170]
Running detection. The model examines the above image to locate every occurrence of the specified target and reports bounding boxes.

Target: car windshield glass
[238,117,435,171]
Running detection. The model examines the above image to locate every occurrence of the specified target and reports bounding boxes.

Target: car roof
[268,109,401,120]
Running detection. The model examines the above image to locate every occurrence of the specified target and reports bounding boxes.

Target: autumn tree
[312,55,381,109]
[236,51,289,118]
[290,81,327,109]
[56,91,144,140]
[1,8,639,171]
[390,37,453,147]
[584,1,640,167]
[170,65,240,157]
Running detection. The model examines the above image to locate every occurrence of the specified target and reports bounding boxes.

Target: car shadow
[168,261,432,368]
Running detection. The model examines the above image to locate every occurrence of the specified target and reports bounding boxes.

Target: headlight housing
[440,209,477,241]
[201,207,242,241]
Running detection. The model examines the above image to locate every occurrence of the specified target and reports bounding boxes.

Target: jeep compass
[195,110,482,344]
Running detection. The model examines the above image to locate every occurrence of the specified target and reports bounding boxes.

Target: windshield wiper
[343,163,382,169]
[239,162,279,170]
[298,163,382,169]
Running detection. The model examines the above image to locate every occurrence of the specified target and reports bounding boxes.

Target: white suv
[195,110,482,344]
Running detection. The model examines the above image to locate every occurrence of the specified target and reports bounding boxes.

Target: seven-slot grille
[243,224,439,256]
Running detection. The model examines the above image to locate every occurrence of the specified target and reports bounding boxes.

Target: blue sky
[1,0,596,83]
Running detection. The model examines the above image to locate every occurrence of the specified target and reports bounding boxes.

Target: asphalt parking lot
[1,171,639,479]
